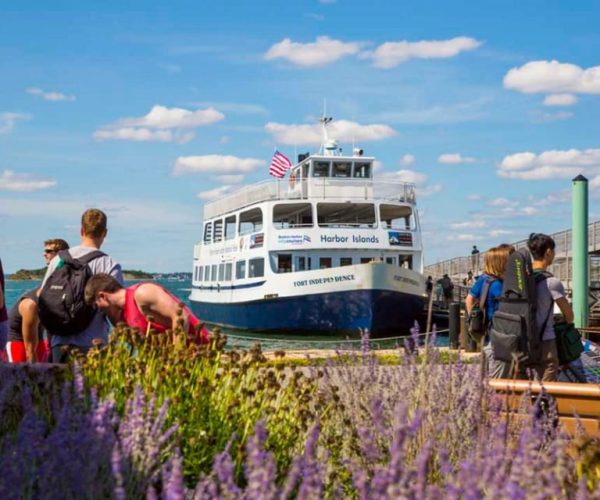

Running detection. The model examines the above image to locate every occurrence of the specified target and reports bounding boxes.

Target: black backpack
[38,250,105,336]
[489,248,550,368]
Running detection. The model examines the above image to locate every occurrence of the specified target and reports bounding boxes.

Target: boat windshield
[317,203,376,228]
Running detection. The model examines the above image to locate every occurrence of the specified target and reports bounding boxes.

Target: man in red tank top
[84,274,210,343]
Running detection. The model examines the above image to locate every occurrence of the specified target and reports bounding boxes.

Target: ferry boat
[189,118,427,336]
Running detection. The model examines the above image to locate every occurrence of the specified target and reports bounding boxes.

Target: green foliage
[80,324,323,484]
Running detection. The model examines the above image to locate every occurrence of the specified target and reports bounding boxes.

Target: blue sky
[1,0,600,272]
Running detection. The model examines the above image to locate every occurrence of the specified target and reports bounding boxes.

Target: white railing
[203,178,416,219]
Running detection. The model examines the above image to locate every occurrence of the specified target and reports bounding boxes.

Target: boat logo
[277,234,311,245]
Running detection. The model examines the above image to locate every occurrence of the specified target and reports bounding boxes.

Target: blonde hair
[483,244,515,279]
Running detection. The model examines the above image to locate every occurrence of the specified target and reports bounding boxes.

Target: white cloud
[437,153,477,164]
[113,105,224,129]
[0,170,56,192]
[503,60,600,95]
[93,105,224,143]
[264,119,395,146]
[453,233,478,241]
[498,148,600,180]
[487,197,516,207]
[93,128,175,143]
[264,36,361,67]
[450,220,486,229]
[219,135,230,144]
[380,169,442,197]
[364,36,482,69]
[399,154,415,166]
[172,155,266,175]
[489,229,513,237]
[197,185,233,201]
[530,110,573,123]
[214,174,244,184]
[26,87,76,102]
[0,112,29,134]
[532,190,571,206]
[543,93,577,106]
[190,102,267,115]
[466,194,481,201]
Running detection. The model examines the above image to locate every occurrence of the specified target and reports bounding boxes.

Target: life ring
[288,172,297,189]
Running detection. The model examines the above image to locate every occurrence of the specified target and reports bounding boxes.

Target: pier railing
[203,178,416,219]
[425,219,600,290]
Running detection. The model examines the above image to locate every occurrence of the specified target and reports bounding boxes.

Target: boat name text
[320,234,379,244]
[294,274,355,288]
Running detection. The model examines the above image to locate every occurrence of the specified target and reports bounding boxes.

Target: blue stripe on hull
[190,289,425,336]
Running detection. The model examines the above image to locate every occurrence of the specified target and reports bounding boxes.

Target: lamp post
[572,174,589,328]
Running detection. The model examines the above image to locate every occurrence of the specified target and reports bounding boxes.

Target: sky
[1,0,600,272]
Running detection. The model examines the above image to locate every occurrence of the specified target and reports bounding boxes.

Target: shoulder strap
[76,250,106,265]
[479,278,493,311]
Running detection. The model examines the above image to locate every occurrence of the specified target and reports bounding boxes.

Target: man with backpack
[39,208,123,362]
[489,233,573,380]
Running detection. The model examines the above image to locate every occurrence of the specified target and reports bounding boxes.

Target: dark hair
[84,273,123,304]
[527,233,555,260]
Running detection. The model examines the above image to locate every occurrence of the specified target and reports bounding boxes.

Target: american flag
[269,150,292,178]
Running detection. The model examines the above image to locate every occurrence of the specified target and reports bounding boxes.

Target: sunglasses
[44,248,58,255]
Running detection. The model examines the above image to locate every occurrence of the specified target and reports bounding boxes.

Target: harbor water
[4,279,448,350]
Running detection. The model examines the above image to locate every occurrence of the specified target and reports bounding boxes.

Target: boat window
[204,266,210,281]
[218,264,225,281]
[319,257,332,269]
[317,203,376,228]
[399,255,413,270]
[386,257,395,265]
[225,263,232,281]
[197,266,203,282]
[340,257,353,266]
[203,222,212,244]
[239,208,263,235]
[332,161,351,178]
[273,203,313,229]
[225,215,236,240]
[297,256,306,271]
[361,257,371,264]
[236,260,246,279]
[353,162,372,178]
[380,204,412,229]
[214,219,224,242]
[313,161,330,177]
[211,265,217,281]
[277,254,292,273]
[249,258,264,278]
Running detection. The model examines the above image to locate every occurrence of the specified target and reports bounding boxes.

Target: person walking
[471,245,480,274]
[528,233,573,381]
[84,273,210,343]
[39,209,123,362]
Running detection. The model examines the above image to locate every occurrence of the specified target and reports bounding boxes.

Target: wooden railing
[489,379,600,437]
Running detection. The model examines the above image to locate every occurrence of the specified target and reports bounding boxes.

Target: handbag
[468,277,494,343]
[554,321,584,365]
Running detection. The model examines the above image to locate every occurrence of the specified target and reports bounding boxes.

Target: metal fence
[425,220,600,290]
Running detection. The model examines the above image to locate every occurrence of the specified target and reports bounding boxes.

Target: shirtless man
[84,273,210,343]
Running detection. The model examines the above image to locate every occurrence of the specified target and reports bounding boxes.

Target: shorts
[4,339,51,363]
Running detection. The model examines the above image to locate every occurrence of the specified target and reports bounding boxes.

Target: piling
[572,175,589,328]
[448,302,460,349]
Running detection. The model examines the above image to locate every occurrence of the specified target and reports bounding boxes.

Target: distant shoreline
[5,270,191,281]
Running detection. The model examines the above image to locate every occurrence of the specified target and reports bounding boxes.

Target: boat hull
[190,288,425,336]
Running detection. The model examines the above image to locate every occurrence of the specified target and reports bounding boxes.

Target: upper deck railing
[424,219,600,288]
[203,178,417,220]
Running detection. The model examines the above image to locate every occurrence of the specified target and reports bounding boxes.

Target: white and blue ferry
[189,119,427,335]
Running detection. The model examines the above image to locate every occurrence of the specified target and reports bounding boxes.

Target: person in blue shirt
[466,244,515,333]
